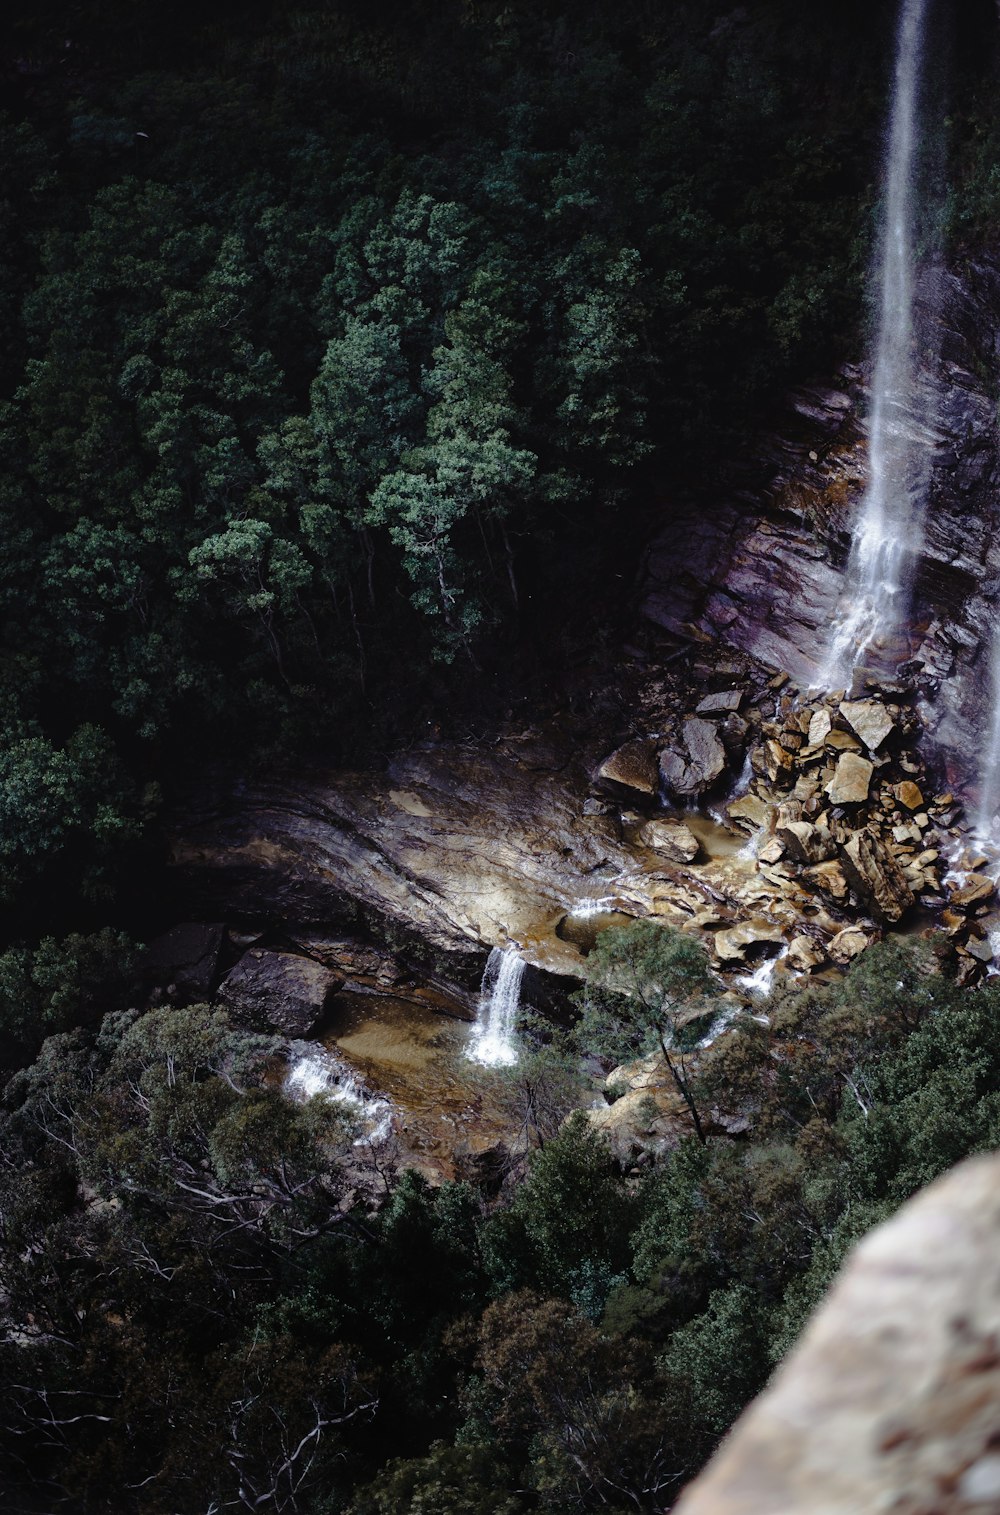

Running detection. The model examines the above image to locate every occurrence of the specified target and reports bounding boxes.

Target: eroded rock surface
[640,261,1000,795]
[675,1154,1000,1515]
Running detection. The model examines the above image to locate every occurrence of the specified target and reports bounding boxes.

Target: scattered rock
[696,689,747,715]
[828,926,871,963]
[839,700,895,751]
[683,717,728,787]
[787,935,826,972]
[219,949,343,1037]
[637,818,701,863]
[596,739,661,796]
[727,794,771,833]
[776,820,837,866]
[839,833,915,923]
[807,708,833,747]
[894,780,924,811]
[826,753,874,805]
[803,859,850,904]
[950,874,996,910]
[714,919,787,962]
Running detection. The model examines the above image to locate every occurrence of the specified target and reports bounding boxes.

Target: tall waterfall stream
[823,0,935,687]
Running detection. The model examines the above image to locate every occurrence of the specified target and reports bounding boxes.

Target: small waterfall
[735,945,789,998]
[468,945,524,1067]
[823,0,934,686]
[284,1043,392,1144]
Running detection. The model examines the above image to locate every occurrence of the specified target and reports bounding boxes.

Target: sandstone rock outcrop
[674,1155,1000,1515]
[219,949,342,1037]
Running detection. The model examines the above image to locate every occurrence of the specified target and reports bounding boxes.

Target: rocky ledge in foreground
[675,1153,1000,1515]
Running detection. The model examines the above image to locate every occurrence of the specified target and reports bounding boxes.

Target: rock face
[144,923,223,999]
[219,949,342,1037]
[674,1155,1000,1515]
[639,261,1000,791]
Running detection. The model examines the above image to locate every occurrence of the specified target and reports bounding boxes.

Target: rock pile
[594,663,998,981]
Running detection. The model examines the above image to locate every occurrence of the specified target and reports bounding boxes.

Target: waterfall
[975,628,1000,843]
[468,945,524,1067]
[284,1043,392,1144]
[823,0,934,686]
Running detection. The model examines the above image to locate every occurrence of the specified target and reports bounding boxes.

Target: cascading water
[975,626,1000,844]
[284,1043,392,1144]
[468,945,524,1067]
[823,0,934,687]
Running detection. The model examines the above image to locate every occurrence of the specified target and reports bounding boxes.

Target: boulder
[659,719,728,799]
[825,729,863,753]
[828,926,871,963]
[839,833,915,923]
[787,935,826,972]
[682,717,728,788]
[727,794,771,833]
[839,699,895,751]
[714,919,787,963]
[219,949,343,1037]
[807,708,833,747]
[776,820,837,866]
[950,874,996,910]
[894,779,924,811]
[696,689,747,715]
[636,818,700,863]
[595,738,661,796]
[826,753,874,805]
[802,859,849,903]
[144,922,224,999]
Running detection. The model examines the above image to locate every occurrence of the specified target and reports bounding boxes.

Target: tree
[578,920,721,1144]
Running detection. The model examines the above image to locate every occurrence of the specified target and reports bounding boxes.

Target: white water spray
[975,632,1000,844]
[468,945,524,1067]
[735,946,789,998]
[824,0,933,686]
[284,1043,392,1144]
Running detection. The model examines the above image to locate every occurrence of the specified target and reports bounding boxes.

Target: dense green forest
[4,0,1000,1509]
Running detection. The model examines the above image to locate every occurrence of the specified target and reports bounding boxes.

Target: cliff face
[640,258,1000,795]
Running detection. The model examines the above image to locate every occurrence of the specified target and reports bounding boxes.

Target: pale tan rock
[839,832,915,923]
[839,699,895,750]
[802,859,849,904]
[596,738,660,795]
[758,838,787,865]
[825,729,862,753]
[807,708,832,747]
[787,935,825,972]
[825,753,874,805]
[714,919,787,962]
[674,1155,1000,1515]
[777,820,837,866]
[827,926,871,962]
[950,874,996,909]
[636,817,700,863]
[727,794,771,832]
[894,779,924,810]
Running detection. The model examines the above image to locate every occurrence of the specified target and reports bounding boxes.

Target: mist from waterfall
[975,628,1000,843]
[823,0,934,687]
[468,945,524,1067]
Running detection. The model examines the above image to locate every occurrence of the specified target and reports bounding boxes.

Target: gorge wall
[641,258,1000,804]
